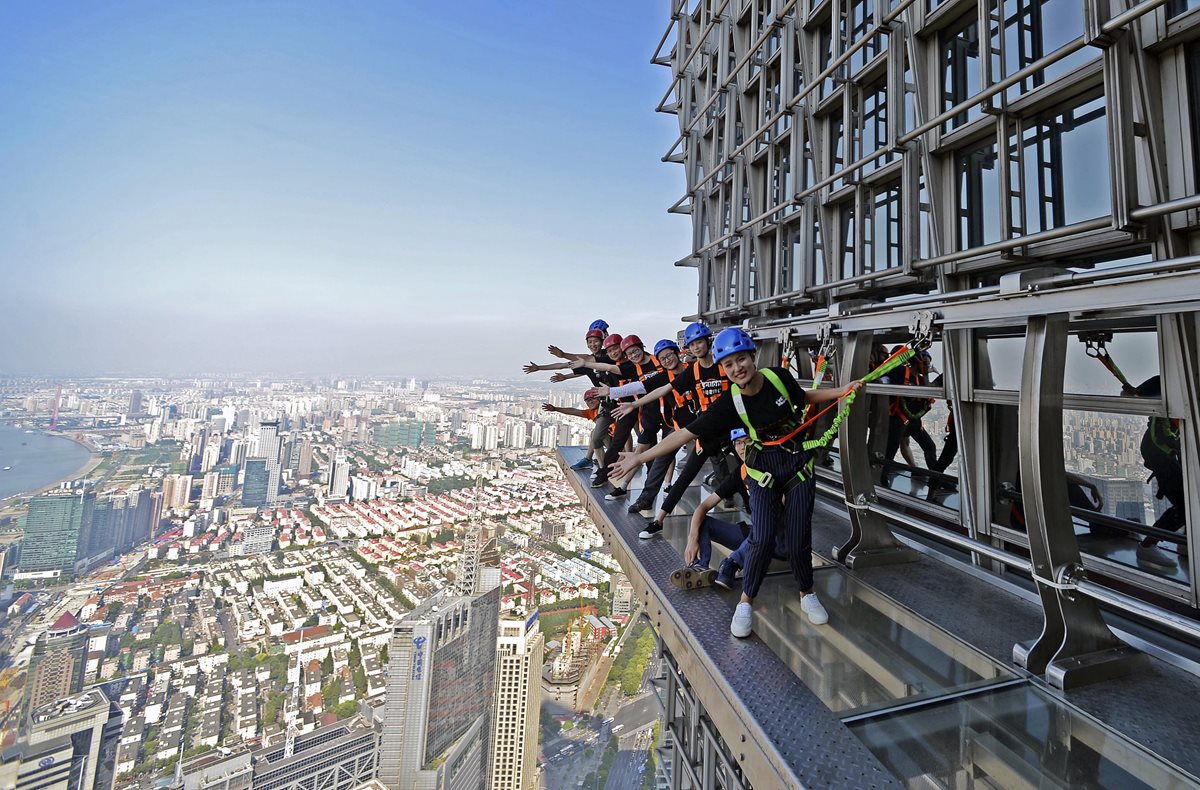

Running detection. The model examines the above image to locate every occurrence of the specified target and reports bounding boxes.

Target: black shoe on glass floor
[639,520,663,540]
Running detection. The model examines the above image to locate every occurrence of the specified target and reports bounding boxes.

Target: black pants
[634,428,675,506]
[659,442,733,515]
[600,409,660,482]
[1142,436,1186,539]
[883,415,938,478]
[934,418,957,473]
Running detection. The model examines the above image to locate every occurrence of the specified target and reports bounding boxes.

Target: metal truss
[651,636,750,790]
[658,0,1200,688]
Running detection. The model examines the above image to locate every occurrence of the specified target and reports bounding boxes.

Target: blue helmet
[588,319,609,333]
[730,428,748,442]
[653,339,680,357]
[713,327,756,363]
[683,322,712,346]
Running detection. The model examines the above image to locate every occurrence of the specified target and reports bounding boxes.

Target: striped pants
[742,449,816,599]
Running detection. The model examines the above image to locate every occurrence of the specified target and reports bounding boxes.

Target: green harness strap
[732,350,917,490]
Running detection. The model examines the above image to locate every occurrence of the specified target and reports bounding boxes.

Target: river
[0,425,95,500]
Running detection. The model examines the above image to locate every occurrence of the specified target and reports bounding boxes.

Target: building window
[956,141,1001,249]
[1014,96,1109,233]
[992,0,1096,100]
[860,82,892,172]
[866,184,903,271]
[942,17,983,130]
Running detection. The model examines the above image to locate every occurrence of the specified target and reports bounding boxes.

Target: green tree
[321,650,334,676]
[353,667,367,697]
[379,644,389,665]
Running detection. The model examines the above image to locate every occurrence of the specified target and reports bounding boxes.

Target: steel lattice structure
[643,0,1200,786]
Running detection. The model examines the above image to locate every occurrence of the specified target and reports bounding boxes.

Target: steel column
[832,329,920,567]
[1011,313,1146,688]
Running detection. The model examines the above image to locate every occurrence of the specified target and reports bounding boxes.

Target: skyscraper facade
[257,420,283,505]
[379,586,501,790]
[20,493,92,575]
[489,612,544,790]
[24,611,88,713]
[327,454,350,500]
[242,459,270,508]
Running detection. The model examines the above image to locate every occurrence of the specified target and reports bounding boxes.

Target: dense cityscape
[0,377,661,790]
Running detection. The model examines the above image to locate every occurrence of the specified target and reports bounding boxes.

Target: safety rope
[798,346,915,451]
[1083,334,1132,389]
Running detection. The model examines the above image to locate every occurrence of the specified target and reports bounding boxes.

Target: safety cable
[1082,333,1132,390]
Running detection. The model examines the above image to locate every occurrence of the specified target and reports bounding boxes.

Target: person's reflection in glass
[881,348,938,484]
[1125,376,1187,569]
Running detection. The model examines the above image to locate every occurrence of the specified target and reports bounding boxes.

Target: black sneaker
[604,488,628,501]
[590,474,608,489]
[627,497,653,515]
[638,521,663,540]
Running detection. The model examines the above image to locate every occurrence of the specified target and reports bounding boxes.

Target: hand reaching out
[614,401,637,419]
[609,450,640,481]
[541,403,557,413]
[585,386,609,400]
[548,345,569,360]
[550,373,570,383]
[523,362,541,375]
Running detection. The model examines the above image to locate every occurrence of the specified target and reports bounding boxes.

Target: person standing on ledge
[608,327,863,638]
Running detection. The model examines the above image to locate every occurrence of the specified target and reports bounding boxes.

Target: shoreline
[0,429,102,507]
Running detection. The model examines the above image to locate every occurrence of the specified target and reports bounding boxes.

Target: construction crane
[49,384,62,430]
[455,477,485,597]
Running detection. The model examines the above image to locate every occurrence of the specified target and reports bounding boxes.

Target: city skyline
[0,2,696,378]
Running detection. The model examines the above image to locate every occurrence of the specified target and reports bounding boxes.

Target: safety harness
[887,355,934,422]
[732,346,917,494]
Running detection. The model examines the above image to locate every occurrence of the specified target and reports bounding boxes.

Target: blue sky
[0,2,695,377]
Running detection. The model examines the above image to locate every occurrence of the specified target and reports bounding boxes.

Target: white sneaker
[1136,543,1179,568]
[801,593,829,625]
[730,602,753,638]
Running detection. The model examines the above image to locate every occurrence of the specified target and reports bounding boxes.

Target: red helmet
[620,334,643,352]
[586,329,604,340]
[602,334,623,350]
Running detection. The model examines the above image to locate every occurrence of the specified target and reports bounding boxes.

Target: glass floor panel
[749,567,1016,716]
[850,684,1199,789]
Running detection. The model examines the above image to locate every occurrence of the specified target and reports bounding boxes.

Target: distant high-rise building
[200,439,222,473]
[541,425,558,449]
[86,495,126,562]
[379,585,501,790]
[611,573,634,620]
[249,718,378,790]
[257,421,283,505]
[228,439,248,469]
[297,438,313,478]
[24,611,88,712]
[489,612,544,790]
[350,475,378,501]
[242,460,270,508]
[328,454,350,500]
[162,474,194,511]
[16,689,119,790]
[483,425,498,452]
[243,522,274,555]
[127,390,144,417]
[20,493,92,575]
